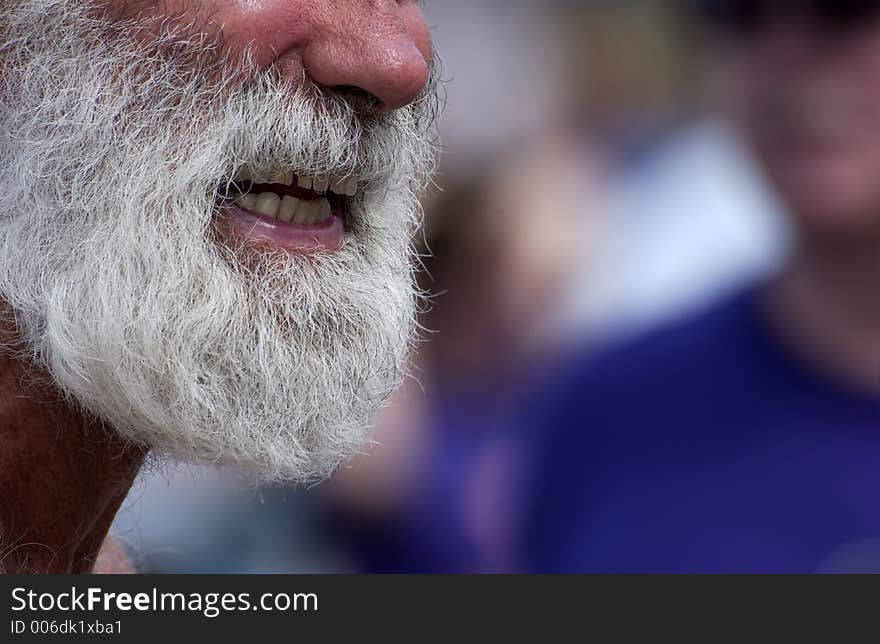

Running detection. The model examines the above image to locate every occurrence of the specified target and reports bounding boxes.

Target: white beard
[0,1,436,482]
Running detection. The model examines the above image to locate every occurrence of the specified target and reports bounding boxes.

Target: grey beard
[0,1,437,482]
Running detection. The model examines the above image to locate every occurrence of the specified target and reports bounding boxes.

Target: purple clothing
[521,288,880,573]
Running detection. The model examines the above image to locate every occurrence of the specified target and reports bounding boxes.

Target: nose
[302,1,432,113]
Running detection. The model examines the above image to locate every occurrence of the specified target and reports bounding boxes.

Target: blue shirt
[326,377,512,573]
[521,288,880,573]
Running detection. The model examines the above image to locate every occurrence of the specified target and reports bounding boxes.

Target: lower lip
[215,199,345,254]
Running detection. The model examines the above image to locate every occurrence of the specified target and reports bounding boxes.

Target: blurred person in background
[555,0,786,340]
[310,0,771,574]
[321,131,603,572]
[519,0,880,573]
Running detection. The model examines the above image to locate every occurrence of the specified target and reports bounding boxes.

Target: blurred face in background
[705,0,880,238]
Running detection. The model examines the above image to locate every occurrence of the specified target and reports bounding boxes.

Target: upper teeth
[235,168,358,196]
[236,192,332,224]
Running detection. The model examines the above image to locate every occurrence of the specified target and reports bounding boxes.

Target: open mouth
[229,169,357,224]
[216,168,359,253]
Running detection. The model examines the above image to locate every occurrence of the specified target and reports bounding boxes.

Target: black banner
[0,575,875,640]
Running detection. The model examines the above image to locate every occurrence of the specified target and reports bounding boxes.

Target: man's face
[708,0,880,236]
[0,0,437,482]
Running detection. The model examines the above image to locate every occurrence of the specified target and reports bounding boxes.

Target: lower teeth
[236,192,332,225]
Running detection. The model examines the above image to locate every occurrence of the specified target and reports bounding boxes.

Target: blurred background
[112,0,797,572]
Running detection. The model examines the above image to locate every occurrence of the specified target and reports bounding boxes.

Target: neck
[0,345,146,573]
[763,234,880,394]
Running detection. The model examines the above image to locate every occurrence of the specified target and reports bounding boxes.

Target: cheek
[206,0,315,66]
[110,0,315,67]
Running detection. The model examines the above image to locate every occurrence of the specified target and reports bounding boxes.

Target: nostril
[331,85,384,115]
